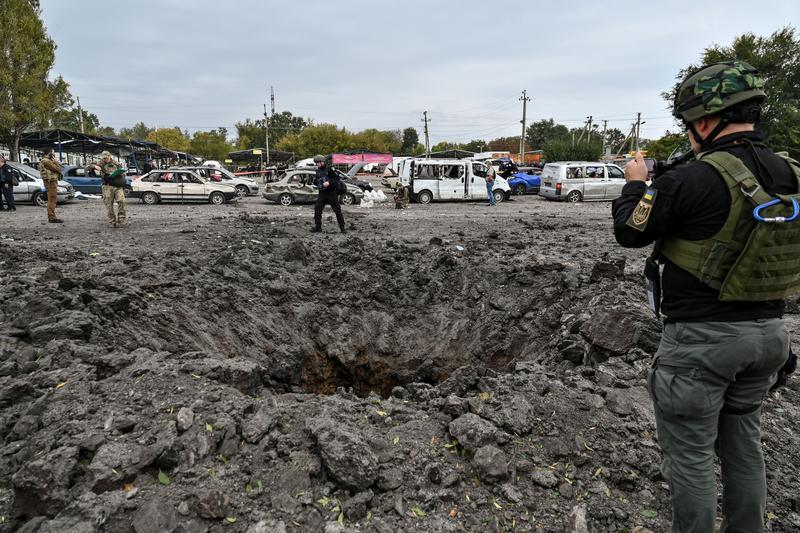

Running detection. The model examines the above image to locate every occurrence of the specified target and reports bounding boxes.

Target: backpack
[336,180,347,194]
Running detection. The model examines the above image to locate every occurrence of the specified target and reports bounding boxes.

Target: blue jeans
[486,180,495,205]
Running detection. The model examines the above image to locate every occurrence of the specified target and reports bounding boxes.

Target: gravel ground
[0,191,798,532]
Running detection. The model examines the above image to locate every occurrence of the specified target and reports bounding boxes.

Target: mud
[0,194,798,532]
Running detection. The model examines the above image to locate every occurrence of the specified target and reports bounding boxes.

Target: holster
[644,255,662,317]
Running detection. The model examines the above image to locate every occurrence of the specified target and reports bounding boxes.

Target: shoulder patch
[626,188,658,232]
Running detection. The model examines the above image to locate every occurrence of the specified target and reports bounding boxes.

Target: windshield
[11,163,42,179]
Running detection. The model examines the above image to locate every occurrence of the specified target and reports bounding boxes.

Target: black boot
[310,226,322,233]
[340,226,346,234]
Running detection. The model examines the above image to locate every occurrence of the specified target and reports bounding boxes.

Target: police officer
[87,151,127,227]
[612,61,799,532]
[311,154,346,234]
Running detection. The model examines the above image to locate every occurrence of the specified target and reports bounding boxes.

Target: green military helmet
[313,154,326,163]
[673,60,766,123]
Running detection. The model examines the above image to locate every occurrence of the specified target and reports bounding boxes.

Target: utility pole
[264,104,269,165]
[586,115,593,143]
[270,86,276,115]
[422,111,431,158]
[576,116,591,145]
[601,119,608,158]
[519,90,530,164]
[634,112,642,153]
[77,96,85,133]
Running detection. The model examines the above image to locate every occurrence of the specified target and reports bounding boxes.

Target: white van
[397,158,511,204]
[538,161,626,203]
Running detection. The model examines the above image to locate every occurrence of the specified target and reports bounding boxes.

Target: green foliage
[351,128,402,154]
[526,119,570,149]
[665,25,800,157]
[147,127,190,152]
[235,111,308,150]
[543,138,603,162]
[119,122,154,141]
[189,128,234,160]
[51,107,98,132]
[0,0,72,160]
[277,123,351,158]
[487,136,527,153]
[646,131,688,161]
[400,127,419,154]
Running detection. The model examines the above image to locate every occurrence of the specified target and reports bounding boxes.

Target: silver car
[178,166,260,198]
[7,161,75,206]
[263,163,366,206]
[538,162,626,203]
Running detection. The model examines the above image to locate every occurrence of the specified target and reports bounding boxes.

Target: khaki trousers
[45,180,58,220]
[102,185,126,223]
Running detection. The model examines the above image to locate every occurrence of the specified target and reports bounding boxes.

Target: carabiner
[753,197,800,223]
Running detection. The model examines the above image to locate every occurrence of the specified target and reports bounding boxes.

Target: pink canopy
[332,153,393,165]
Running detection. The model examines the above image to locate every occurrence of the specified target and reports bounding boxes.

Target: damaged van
[397,159,511,204]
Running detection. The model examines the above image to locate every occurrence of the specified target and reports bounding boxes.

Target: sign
[331,153,393,165]
[252,149,262,155]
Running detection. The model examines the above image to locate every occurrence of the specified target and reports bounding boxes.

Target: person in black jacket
[0,156,15,212]
[311,155,346,234]
[612,61,798,532]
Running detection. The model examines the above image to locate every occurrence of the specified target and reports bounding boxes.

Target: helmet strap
[688,119,729,149]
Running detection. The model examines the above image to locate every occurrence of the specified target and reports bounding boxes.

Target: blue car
[62,165,133,195]
[507,170,541,195]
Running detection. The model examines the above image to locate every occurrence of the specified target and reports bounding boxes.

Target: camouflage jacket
[87,161,125,187]
[39,157,62,182]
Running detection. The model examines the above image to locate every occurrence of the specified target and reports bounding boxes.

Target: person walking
[39,147,63,223]
[87,151,127,227]
[612,61,799,532]
[311,155,346,234]
[0,156,16,212]
[485,159,496,206]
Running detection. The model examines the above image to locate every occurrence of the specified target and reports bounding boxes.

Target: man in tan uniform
[39,147,63,223]
[87,151,127,227]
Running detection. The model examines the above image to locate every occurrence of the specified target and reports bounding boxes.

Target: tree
[487,136,528,153]
[526,119,570,149]
[603,128,627,151]
[400,127,419,154]
[146,127,189,152]
[351,129,402,154]
[189,128,233,160]
[644,131,687,161]
[119,122,154,141]
[460,139,487,153]
[235,111,309,151]
[665,25,800,158]
[543,138,603,162]
[0,0,72,160]
[51,106,99,133]
[276,123,351,158]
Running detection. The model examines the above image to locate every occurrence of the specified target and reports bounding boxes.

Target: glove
[771,347,797,392]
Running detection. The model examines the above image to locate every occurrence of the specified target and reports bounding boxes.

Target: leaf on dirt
[478,391,491,401]
[411,506,427,518]
[205,422,214,433]
[375,410,388,417]
[245,484,252,493]
[492,498,502,510]
[593,467,602,477]
[256,479,263,490]
[331,505,340,514]
[366,511,372,521]
[123,483,135,493]
[55,382,68,389]
[640,509,657,519]
[767,512,777,520]
[158,470,171,486]
[444,441,457,449]
[449,508,458,519]
[392,436,400,445]
[89,252,100,257]
[337,512,344,525]
[317,496,329,508]
[225,516,237,524]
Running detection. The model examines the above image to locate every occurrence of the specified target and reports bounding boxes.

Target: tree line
[1,0,796,162]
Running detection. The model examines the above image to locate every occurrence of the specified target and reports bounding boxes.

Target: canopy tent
[331,151,392,165]
[425,149,475,159]
[227,148,295,164]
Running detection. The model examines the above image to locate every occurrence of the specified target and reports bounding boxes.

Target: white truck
[396,158,511,204]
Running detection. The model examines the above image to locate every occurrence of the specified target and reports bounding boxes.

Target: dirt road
[1,193,798,532]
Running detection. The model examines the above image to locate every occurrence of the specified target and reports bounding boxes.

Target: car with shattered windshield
[132,169,238,205]
[263,163,365,206]
[176,166,260,198]
[7,161,75,206]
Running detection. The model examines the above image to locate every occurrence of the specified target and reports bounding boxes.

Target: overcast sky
[41,0,797,143]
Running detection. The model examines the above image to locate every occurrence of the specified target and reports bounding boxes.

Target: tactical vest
[658,150,800,301]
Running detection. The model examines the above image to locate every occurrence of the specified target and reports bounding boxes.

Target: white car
[132,170,238,205]
[7,161,75,206]
[178,166,259,198]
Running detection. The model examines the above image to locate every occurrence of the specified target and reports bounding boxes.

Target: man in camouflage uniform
[613,61,798,532]
[394,181,409,209]
[39,147,63,223]
[87,150,127,227]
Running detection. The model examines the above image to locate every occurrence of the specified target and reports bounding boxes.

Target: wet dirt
[0,192,798,532]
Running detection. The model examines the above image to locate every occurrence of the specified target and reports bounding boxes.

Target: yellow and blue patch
[627,188,658,232]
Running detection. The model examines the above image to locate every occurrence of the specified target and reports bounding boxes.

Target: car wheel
[493,190,505,204]
[123,186,132,197]
[417,190,433,204]
[513,184,526,195]
[339,192,356,206]
[235,185,248,198]
[32,191,46,207]
[142,191,159,205]
[278,193,294,206]
[566,190,583,203]
[209,192,226,205]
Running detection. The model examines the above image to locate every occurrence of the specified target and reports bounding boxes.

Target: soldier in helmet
[87,150,128,227]
[310,154,346,233]
[612,61,799,531]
